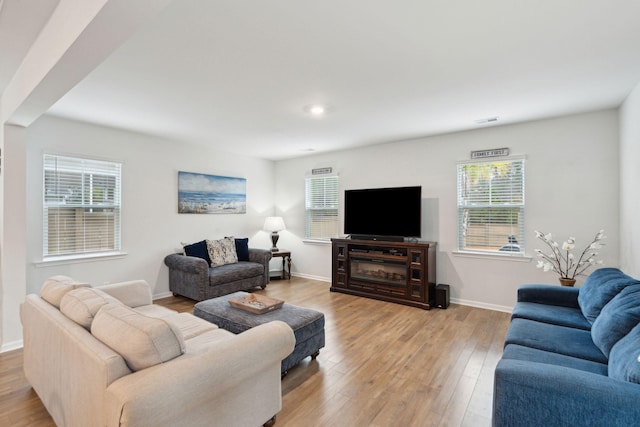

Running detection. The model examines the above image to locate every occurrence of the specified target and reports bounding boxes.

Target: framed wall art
[178,171,246,214]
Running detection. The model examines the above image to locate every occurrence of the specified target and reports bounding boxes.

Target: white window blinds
[457,158,525,253]
[305,175,339,240]
[43,154,122,258]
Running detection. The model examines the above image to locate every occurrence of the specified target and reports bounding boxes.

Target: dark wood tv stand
[330,238,436,310]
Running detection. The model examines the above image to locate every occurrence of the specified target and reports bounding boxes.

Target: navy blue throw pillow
[235,238,250,261]
[183,240,211,264]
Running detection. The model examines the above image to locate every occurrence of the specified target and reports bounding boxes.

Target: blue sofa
[493,268,640,426]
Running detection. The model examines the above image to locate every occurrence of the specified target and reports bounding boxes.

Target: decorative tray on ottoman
[228,294,284,314]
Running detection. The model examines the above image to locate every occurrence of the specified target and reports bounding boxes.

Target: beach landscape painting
[178,171,246,214]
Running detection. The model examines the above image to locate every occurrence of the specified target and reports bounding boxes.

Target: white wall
[0,0,175,352]
[619,82,640,277]
[25,115,275,296]
[275,110,620,311]
[1,125,28,350]
[0,126,3,348]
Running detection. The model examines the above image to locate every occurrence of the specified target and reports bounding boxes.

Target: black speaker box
[435,284,450,309]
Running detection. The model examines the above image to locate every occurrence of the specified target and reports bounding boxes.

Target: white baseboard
[1,339,24,353]
[289,272,331,283]
[153,291,174,300]
[450,297,513,313]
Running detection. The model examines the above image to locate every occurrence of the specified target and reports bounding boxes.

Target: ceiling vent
[475,116,499,124]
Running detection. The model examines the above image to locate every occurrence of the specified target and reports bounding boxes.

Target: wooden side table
[271,250,291,280]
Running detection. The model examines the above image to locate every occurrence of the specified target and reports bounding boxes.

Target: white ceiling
[5,0,640,160]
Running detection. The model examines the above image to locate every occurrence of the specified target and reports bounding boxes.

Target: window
[457,157,525,253]
[43,154,122,258]
[305,175,339,240]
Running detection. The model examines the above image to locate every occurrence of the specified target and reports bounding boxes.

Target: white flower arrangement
[534,230,605,279]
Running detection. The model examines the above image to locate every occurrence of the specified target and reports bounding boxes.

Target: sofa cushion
[578,268,640,324]
[504,318,607,363]
[511,302,591,330]
[91,303,185,371]
[208,261,264,286]
[60,287,121,329]
[184,328,236,354]
[502,344,608,376]
[234,237,250,261]
[207,237,238,267]
[134,304,178,319]
[98,280,153,307]
[40,275,90,308]
[164,312,219,340]
[133,306,218,340]
[591,284,640,357]
[183,240,211,264]
[609,322,640,383]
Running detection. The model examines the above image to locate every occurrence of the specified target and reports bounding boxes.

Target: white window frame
[457,156,525,255]
[43,154,122,261]
[305,174,339,241]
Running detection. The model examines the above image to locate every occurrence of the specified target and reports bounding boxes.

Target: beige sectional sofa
[21,276,295,427]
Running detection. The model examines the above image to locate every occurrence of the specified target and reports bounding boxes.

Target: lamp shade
[263,216,286,232]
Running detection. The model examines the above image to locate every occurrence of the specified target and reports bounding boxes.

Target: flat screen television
[344,186,421,241]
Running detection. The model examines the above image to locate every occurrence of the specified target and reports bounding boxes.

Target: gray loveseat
[164,240,272,301]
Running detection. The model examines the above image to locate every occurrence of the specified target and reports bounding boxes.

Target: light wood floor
[0,277,511,427]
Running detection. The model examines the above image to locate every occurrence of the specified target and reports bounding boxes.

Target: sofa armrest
[517,284,580,308]
[249,248,272,284]
[104,320,295,427]
[98,280,153,307]
[248,248,272,265]
[493,359,640,426]
[164,253,209,274]
[164,254,210,300]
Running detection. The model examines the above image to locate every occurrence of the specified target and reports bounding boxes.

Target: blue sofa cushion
[578,268,640,324]
[505,318,607,363]
[512,302,591,330]
[609,322,640,383]
[502,344,608,376]
[591,284,640,357]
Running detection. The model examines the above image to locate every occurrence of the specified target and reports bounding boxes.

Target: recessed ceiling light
[304,104,328,117]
